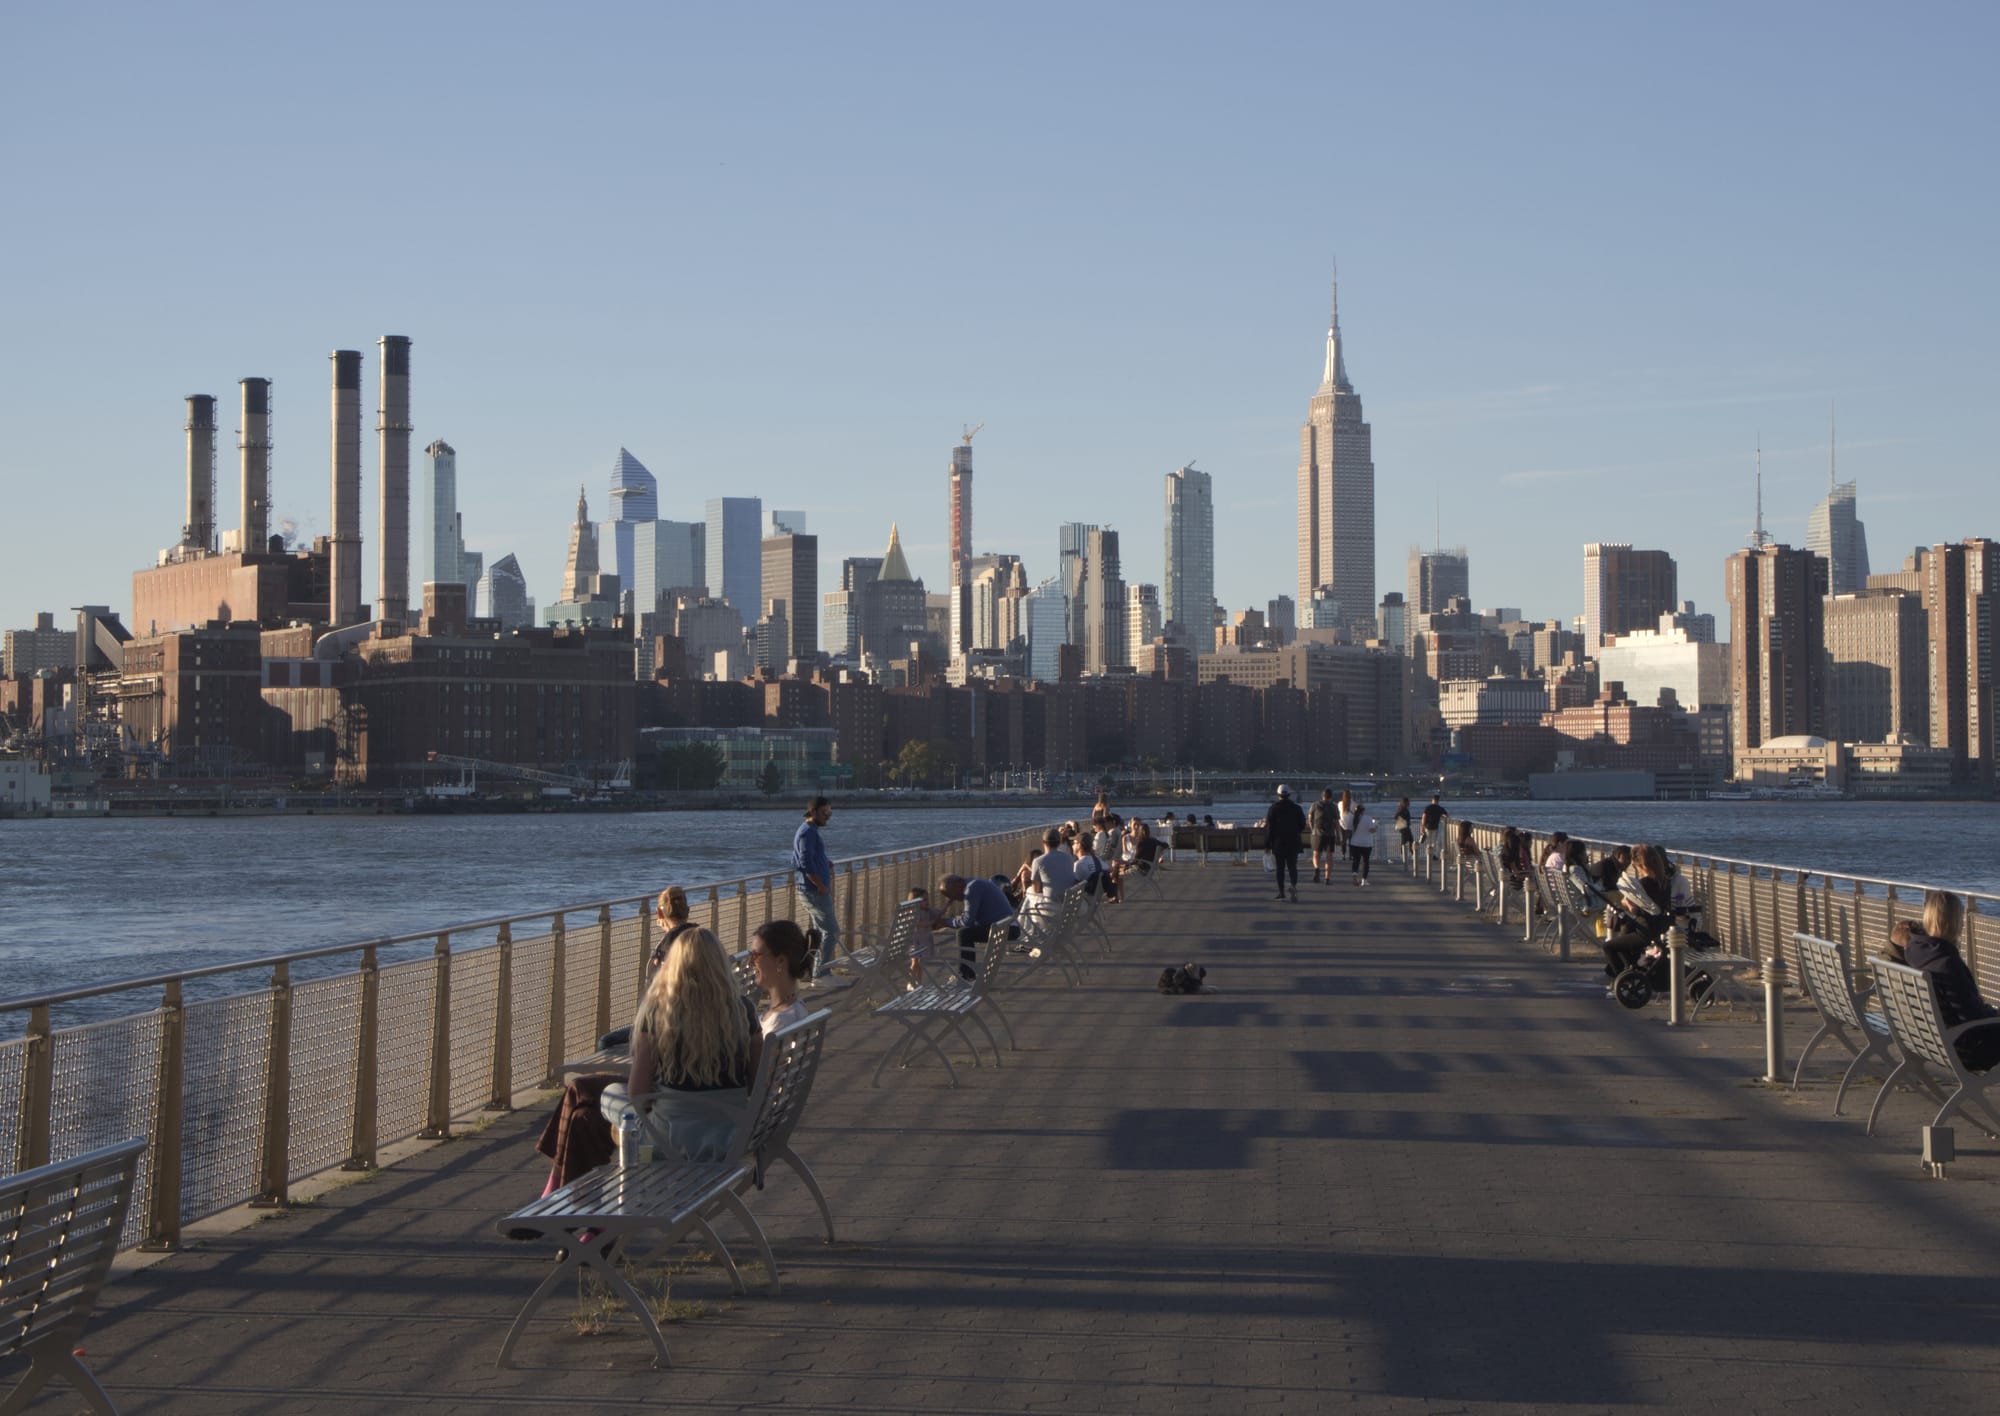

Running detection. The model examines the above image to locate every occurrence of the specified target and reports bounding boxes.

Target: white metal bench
[0,1136,145,1416]
[1791,932,1893,1115]
[838,898,930,1004]
[1012,885,1089,986]
[871,918,1018,1088]
[497,1010,831,1368]
[1864,960,2000,1138]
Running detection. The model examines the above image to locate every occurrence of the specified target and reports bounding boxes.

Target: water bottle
[618,1109,641,1168]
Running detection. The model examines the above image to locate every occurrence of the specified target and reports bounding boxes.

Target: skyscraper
[478,553,532,630]
[416,440,464,595]
[632,520,705,614]
[1297,279,1375,639]
[949,431,976,653]
[1025,577,1068,681]
[600,448,659,598]
[1726,542,1828,765]
[765,510,806,537]
[1163,463,1214,647]
[1925,537,2000,783]
[1082,527,1126,675]
[705,497,763,617]
[1406,546,1469,649]
[1127,583,1162,653]
[1584,544,1678,650]
[1807,484,1871,596]
[760,532,818,662]
[561,487,600,602]
[1825,589,1927,744]
[856,525,926,662]
[1059,522,1095,648]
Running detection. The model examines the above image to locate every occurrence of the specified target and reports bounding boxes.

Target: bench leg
[1831,1039,1880,1116]
[980,997,1018,1052]
[1865,1059,1911,1136]
[872,1019,959,1088]
[769,1146,836,1243]
[691,1214,748,1295]
[1791,1022,1838,1091]
[938,1015,990,1068]
[498,1242,674,1371]
[1,1348,117,1416]
[960,1009,1003,1067]
[710,1189,781,1294]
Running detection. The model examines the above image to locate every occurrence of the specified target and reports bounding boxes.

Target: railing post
[345,947,379,1171]
[736,881,749,952]
[488,922,514,1110]
[543,914,567,1086]
[17,1003,52,1174]
[253,961,292,1204]
[1762,953,1787,1083]
[1666,922,1688,1027]
[143,980,185,1249]
[420,933,452,1139]
[593,907,612,1038]
[843,862,858,940]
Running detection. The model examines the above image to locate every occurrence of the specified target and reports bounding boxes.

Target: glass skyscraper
[706,496,764,618]
[1163,463,1214,647]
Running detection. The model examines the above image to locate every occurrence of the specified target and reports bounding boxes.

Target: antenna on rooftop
[1751,435,1772,549]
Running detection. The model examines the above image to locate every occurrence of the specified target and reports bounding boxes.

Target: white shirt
[762,999,809,1036]
[1348,813,1379,848]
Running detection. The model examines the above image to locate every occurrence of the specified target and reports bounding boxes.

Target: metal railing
[1430,819,1998,1000]
[0,824,1046,1252]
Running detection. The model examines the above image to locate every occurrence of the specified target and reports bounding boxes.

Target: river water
[3,799,1998,1010]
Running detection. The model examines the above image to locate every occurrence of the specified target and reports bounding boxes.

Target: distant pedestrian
[793,796,850,990]
[1392,798,1413,863]
[1265,785,1307,901]
[1347,801,1379,885]
[1308,788,1338,885]
[1418,796,1448,856]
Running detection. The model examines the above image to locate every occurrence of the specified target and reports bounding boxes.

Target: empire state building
[1296,281,1375,636]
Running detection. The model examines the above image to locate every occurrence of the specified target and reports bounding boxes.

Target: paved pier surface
[57,859,2000,1413]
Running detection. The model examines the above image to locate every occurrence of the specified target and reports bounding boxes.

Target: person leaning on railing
[1886,891,2000,1074]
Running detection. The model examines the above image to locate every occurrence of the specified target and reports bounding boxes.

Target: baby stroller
[1609,895,1718,1011]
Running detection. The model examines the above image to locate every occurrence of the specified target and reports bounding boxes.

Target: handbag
[1262,850,1275,874]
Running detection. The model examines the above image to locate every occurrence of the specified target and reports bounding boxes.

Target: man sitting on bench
[935,872,1014,980]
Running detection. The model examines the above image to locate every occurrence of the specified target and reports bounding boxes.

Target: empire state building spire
[1319,276,1352,394]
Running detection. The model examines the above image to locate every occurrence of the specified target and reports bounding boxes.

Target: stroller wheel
[1613,968,1653,1010]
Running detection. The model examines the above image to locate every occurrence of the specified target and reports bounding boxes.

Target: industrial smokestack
[182,394,217,554]
[375,335,412,625]
[239,378,271,554]
[329,350,363,627]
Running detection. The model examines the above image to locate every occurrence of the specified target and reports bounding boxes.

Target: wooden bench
[1864,960,2000,1138]
[0,1136,146,1416]
[497,1010,832,1369]
[1791,932,1893,1115]
[871,915,1019,1088]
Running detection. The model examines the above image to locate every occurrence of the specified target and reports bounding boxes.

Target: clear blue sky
[4,2,1995,643]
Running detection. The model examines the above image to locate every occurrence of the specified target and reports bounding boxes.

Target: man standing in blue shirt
[793,796,848,988]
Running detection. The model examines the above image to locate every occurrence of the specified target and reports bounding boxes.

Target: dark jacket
[1903,930,1998,1030]
[1265,798,1307,853]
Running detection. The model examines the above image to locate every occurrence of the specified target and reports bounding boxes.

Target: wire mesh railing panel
[606,919,642,1017]
[561,931,602,1061]
[509,934,554,1090]
[286,975,360,1180]
[609,913,646,998]
[179,993,272,1225]
[375,958,436,1140]
[447,946,500,1117]
[50,1013,162,1248]
[0,1039,24,1172]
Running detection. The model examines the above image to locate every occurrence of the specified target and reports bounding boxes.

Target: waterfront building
[645,725,838,792]
[1726,542,1828,768]
[415,440,469,598]
[1297,281,1376,639]
[1406,547,1469,650]
[117,624,266,771]
[478,554,533,631]
[1439,676,1548,729]
[1163,463,1214,647]
[760,533,818,661]
[1025,576,1067,681]
[704,496,764,619]
[1824,588,1927,745]
[1584,544,1677,650]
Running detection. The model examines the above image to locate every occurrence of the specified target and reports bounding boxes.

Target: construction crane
[962,421,984,445]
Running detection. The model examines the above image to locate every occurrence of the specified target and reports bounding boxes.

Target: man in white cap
[1264,784,1307,902]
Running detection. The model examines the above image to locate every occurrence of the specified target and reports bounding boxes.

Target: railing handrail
[1460,820,2000,909]
[0,825,1038,1016]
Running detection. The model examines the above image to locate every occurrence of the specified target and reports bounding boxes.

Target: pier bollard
[1666,923,1688,1027]
[1763,955,1787,1084]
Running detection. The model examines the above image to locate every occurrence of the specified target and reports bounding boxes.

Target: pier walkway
[64,860,2000,1413]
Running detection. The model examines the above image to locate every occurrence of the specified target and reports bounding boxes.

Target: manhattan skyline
[2,4,1995,641]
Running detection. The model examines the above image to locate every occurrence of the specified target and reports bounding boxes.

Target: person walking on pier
[1265,785,1307,902]
[793,796,849,990]
[1392,798,1414,864]
[1347,800,1379,885]
[1418,795,1448,856]
[1309,788,1338,884]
